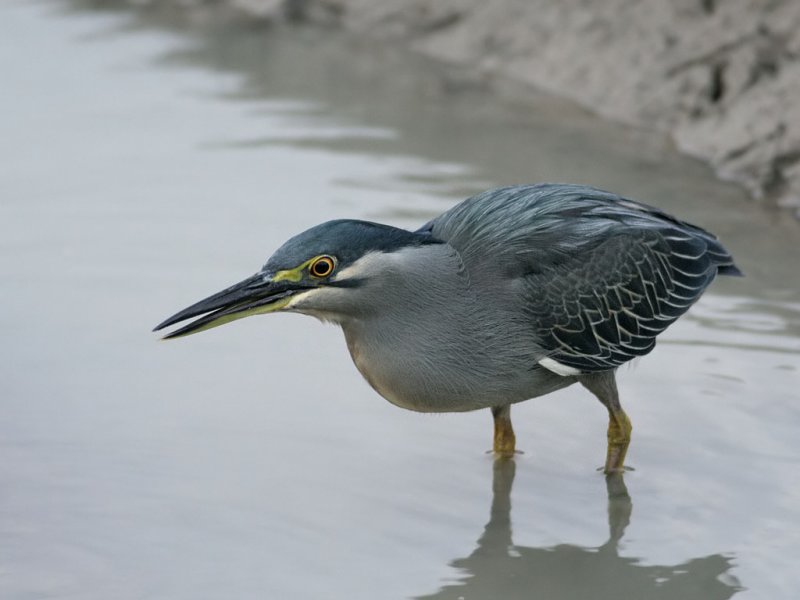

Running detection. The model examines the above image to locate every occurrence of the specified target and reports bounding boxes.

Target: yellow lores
[273,256,336,282]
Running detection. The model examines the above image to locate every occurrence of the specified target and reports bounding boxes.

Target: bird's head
[154,219,442,339]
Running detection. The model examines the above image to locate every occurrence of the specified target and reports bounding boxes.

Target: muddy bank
[134,0,800,217]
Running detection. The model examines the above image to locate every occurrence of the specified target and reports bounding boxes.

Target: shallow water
[1,1,799,598]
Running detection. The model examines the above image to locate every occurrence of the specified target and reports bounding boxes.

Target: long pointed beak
[153,272,306,339]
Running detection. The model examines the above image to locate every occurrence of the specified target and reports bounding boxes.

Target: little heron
[155,184,740,472]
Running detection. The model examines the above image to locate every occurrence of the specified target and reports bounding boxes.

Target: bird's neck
[337,244,501,411]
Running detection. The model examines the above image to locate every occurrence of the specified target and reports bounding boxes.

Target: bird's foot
[597,464,635,474]
[493,423,517,458]
[490,405,519,459]
[603,411,632,474]
[487,448,524,459]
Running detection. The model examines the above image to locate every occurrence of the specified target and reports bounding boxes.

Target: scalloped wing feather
[425,184,740,373]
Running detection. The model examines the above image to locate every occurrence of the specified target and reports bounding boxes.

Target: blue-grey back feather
[422,184,740,372]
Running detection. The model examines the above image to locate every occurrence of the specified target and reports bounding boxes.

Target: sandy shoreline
[126,0,800,218]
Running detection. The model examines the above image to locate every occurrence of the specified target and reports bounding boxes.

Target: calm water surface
[2,1,799,598]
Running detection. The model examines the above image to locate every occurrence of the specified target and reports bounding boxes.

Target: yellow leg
[492,405,516,457]
[579,371,633,473]
[605,409,632,474]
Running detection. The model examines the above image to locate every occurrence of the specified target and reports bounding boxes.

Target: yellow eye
[309,256,335,278]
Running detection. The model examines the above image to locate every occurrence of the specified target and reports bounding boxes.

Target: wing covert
[520,228,717,372]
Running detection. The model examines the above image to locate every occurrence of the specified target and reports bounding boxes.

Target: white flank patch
[539,357,582,376]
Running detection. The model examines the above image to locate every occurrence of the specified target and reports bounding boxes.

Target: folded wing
[425,184,740,373]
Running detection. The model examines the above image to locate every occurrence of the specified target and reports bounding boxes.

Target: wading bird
[155,184,740,472]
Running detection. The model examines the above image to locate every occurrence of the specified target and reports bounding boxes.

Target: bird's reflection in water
[417,461,741,600]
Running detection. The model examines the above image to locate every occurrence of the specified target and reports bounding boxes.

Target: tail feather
[717,263,744,277]
[702,235,742,277]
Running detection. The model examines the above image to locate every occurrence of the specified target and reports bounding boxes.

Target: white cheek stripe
[332,251,386,282]
[539,357,581,376]
[285,288,319,309]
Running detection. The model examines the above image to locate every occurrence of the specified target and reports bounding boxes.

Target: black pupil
[313,259,331,276]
